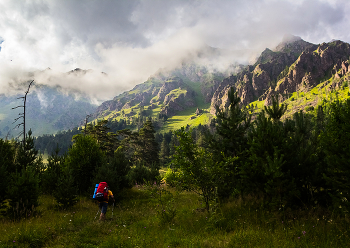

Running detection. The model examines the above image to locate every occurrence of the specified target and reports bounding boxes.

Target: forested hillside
[34,36,350,157]
[0,84,97,139]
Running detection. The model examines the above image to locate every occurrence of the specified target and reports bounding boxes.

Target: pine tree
[213,87,251,158]
[136,119,159,167]
[159,138,170,166]
[264,95,288,123]
[65,135,104,193]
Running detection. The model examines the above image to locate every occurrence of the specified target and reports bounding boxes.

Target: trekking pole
[94,209,100,220]
[111,202,115,218]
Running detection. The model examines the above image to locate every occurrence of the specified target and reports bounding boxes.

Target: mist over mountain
[1,0,349,103]
[0,83,96,139]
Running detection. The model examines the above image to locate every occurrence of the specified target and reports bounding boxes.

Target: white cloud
[0,0,349,102]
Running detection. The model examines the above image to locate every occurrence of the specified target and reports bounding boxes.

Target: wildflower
[13,241,15,243]
[302,231,306,236]
[298,237,300,239]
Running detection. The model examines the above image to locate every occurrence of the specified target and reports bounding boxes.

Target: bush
[127,162,160,185]
[53,167,78,209]
[65,135,105,194]
[7,167,39,219]
[0,139,16,213]
[41,148,65,195]
[163,168,183,188]
[305,106,314,112]
[93,150,131,198]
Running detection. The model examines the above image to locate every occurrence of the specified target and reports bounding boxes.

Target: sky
[0,0,349,103]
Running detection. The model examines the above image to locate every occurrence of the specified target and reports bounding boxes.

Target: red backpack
[95,182,109,202]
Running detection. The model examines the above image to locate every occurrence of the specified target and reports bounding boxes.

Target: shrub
[93,149,131,198]
[305,106,314,112]
[7,167,39,219]
[53,167,78,209]
[127,162,160,185]
[163,168,183,188]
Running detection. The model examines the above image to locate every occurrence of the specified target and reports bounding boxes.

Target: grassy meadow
[1,185,349,248]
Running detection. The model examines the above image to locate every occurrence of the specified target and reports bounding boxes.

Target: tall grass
[1,187,349,247]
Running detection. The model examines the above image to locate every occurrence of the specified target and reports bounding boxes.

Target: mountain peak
[281,34,302,44]
[275,34,313,53]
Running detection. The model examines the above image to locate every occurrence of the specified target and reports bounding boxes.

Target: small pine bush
[7,167,39,219]
[53,168,78,209]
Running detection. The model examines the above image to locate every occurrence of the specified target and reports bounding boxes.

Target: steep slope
[91,64,231,127]
[264,40,350,104]
[211,36,349,114]
[89,36,350,133]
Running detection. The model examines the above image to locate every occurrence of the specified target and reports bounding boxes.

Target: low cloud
[0,0,349,102]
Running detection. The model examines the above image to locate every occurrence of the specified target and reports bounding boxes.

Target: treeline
[164,88,350,213]
[34,111,170,156]
[2,87,350,219]
[0,119,160,219]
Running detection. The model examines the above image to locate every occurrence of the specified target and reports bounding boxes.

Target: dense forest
[1,87,350,220]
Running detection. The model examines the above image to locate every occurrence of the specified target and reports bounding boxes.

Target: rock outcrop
[209,37,350,114]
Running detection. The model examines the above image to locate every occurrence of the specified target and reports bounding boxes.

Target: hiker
[99,187,114,221]
[94,182,115,221]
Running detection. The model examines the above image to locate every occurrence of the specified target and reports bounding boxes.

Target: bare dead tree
[12,80,34,147]
[84,114,92,136]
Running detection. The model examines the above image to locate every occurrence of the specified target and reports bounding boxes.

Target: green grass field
[1,186,349,247]
[249,80,350,120]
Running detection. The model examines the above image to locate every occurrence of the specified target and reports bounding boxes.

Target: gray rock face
[264,40,350,105]
[209,38,350,113]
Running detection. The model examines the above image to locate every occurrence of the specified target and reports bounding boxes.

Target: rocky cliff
[93,64,228,119]
[209,36,350,114]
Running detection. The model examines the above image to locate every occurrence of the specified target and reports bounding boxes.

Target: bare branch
[12,106,24,109]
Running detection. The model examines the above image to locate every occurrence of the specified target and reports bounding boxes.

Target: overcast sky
[0,0,349,102]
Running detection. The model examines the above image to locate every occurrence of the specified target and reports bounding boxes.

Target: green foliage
[1,193,350,247]
[127,162,160,185]
[245,110,325,208]
[16,129,44,173]
[41,146,65,195]
[264,95,288,123]
[7,167,40,219]
[0,139,16,211]
[214,87,251,158]
[321,99,350,211]
[171,128,225,211]
[142,179,177,225]
[135,120,159,167]
[85,120,118,156]
[211,87,251,199]
[53,167,78,209]
[93,149,132,197]
[65,135,105,193]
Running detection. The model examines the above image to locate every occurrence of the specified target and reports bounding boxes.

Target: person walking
[99,186,114,221]
[94,182,115,221]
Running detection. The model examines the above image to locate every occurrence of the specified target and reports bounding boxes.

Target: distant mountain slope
[0,84,97,138]
[89,36,350,133]
[91,63,235,132]
[210,37,350,116]
[210,35,317,113]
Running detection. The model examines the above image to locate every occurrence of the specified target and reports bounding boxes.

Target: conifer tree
[159,138,170,166]
[65,135,104,193]
[136,119,159,167]
[264,94,288,123]
[213,87,251,158]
